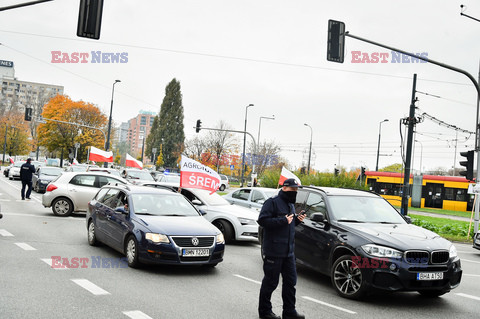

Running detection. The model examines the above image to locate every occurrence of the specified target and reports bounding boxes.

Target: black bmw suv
[260,186,462,299]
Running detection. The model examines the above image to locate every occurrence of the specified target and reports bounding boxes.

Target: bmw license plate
[182,248,209,257]
[417,272,444,281]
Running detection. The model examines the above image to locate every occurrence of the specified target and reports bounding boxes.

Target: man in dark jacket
[257,178,306,319]
[20,158,35,200]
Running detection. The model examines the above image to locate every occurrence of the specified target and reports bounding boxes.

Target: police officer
[20,158,35,200]
[258,178,306,319]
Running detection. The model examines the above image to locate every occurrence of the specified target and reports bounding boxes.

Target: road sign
[230,165,234,170]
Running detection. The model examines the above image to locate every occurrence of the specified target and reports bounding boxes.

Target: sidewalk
[407,209,471,222]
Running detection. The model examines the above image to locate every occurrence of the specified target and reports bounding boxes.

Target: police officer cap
[26,158,32,162]
[282,178,299,187]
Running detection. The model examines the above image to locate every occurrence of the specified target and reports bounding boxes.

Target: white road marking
[302,296,357,314]
[0,199,10,201]
[0,229,14,236]
[456,293,480,301]
[71,279,110,295]
[1,212,84,220]
[234,274,262,285]
[15,242,36,250]
[460,258,480,264]
[40,258,69,270]
[123,311,154,319]
[457,250,480,254]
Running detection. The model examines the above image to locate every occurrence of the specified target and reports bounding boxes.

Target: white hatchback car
[223,187,279,211]
[42,171,128,216]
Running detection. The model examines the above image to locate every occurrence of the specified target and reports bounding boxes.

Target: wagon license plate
[182,248,209,257]
[417,272,444,281]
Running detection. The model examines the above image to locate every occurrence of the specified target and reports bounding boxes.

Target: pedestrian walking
[20,158,35,200]
[257,178,306,319]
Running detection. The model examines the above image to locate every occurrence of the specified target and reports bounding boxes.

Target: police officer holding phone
[257,178,306,319]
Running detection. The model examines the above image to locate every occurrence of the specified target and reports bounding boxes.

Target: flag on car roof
[125,153,143,169]
[278,166,301,187]
[89,146,113,163]
[8,157,14,164]
[180,155,220,194]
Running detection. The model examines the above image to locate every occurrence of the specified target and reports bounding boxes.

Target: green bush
[259,168,368,190]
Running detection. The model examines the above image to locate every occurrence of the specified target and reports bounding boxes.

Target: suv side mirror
[311,212,326,223]
[191,199,202,205]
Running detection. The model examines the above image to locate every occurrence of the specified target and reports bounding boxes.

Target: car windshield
[128,170,155,180]
[41,167,62,176]
[264,190,279,198]
[190,189,230,206]
[13,161,25,167]
[70,165,88,172]
[131,193,199,216]
[328,196,406,224]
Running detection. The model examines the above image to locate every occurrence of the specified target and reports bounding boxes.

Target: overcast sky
[1,0,479,173]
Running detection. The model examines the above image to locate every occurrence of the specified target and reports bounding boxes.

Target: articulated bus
[365,171,475,212]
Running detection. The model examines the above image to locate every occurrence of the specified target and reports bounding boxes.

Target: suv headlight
[238,217,257,226]
[145,233,169,243]
[216,233,225,244]
[449,244,458,259]
[362,244,403,259]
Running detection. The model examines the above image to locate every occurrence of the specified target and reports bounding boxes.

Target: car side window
[305,192,327,218]
[294,190,309,214]
[95,188,109,201]
[97,176,125,188]
[251,190,264,203]
[70,175,96,187]
[232,189,250,201]
[102,189,120,208]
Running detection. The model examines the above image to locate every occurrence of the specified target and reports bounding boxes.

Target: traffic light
[334,168,339,176]
[327,20,345,63]
[77,0,104,40]
[459,150,474,181]
[24,107,32,121]
[195,119,202,133]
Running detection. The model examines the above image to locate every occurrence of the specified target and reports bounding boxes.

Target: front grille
[171,236,214,248]
[431,251,449,264]
[405,251,429,264]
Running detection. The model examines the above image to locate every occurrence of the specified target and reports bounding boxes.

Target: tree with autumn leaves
[0,111,31,160]
[37,95,107,162]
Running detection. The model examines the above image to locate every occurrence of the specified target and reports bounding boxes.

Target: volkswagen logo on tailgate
[191,237,199,246]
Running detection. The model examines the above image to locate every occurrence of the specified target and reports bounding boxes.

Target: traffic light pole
[343,31,480,230]
[193,125,257,183]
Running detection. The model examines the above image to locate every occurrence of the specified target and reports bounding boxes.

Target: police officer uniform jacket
[20,162,35,182]
[257,191,301,258]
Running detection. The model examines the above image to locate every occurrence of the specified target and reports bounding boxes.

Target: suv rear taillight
[46,184,57,192]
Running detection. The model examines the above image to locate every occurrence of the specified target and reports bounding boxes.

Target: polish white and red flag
[180,155,220,194]
[126,153,143,169]
[278,166,302,186]
[89,146,113,163]
[8,157,14,164]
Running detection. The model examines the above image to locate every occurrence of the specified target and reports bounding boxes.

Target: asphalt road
[1,177,480,319]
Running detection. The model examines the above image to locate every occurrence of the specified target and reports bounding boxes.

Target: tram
[365,171,475,212]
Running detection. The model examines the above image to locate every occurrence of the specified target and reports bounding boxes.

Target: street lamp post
[375,119,389,171]
[333,144,341,168]
[240,104,253,187]
[257,115,275,148]
[304,123,313,175]
[415,139,423,174]
[105,79,121,167]
[2,124,9,164]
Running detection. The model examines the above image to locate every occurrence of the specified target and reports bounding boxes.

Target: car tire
[212,219,234,243]
[125,235,140,268]
[331,255,368,300]
[52,197,74,217]
[87,220,99,246]
[418,290,447,298]
[34,182,39,193]
[219,184,226,191]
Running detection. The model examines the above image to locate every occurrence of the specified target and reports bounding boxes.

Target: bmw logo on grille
[191,237,199,246]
